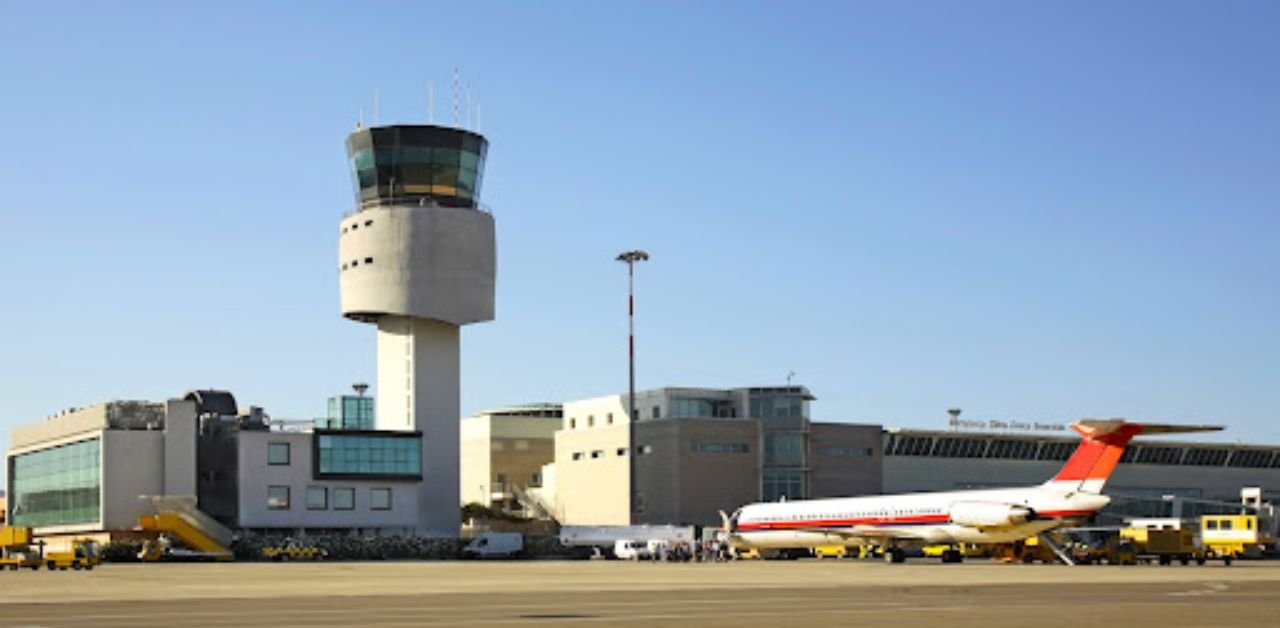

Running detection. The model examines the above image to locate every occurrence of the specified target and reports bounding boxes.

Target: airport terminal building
[491,387,1280,528]
[4,391,428,543]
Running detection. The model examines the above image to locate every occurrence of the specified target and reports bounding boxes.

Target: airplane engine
[948,501,1033,528]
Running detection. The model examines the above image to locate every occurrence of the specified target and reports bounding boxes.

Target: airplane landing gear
[941,548,964,564]
[883,547,906,564]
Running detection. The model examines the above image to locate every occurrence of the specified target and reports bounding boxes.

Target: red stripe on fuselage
[735,509,1096,532]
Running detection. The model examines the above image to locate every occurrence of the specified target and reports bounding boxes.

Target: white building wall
[236,432,419,531]
[459,415,492,506]
[101,430,164,531]
[162,399,197,498]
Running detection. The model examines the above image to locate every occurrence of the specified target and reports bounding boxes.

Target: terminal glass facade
[320,395,374,431]
[750,388,811,501]
[315,432,421,478]
[9,438,101,527]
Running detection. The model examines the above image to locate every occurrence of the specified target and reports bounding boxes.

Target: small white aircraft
[722,420,1220,563]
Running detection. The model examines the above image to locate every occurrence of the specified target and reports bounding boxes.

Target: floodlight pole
[616,249,649,524]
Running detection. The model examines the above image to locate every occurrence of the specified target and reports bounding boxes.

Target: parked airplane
[722,420,1220,563]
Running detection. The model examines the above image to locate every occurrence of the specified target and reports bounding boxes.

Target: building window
[588,415,595,427]
[591,450,603,459]
[364,257,373,264]
[514,440,529,451]
[692,442,750,454]
[652,407,661,419]
[268,442,290,466]
[370,488,392,510]
[334,487,355,511]
[616,447,628,457]
[9,438,101,527]
[316,433,421,478]
[607,413,614,425]
[364,220,373,227]
[570,418,576,429]
[268,486,291,510]
[495,473,507,489]
[306,486,328,510]
[818,446,873,457]
[637,444,653,455]
[572,452,584,461]
[530,472,541,485]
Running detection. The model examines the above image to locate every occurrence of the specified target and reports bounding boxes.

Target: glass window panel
[268,442,290,465]
[334,487,355,510]
[306,486,328,510]
[433,148,460,167]
[11,438,101,527]
[371,488,392,510]
[267,486,290,510]
[402,146,433,163]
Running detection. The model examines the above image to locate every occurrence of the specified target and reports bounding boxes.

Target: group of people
[649,539,733,562]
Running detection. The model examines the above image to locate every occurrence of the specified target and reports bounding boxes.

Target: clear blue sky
[1,1,1277,484]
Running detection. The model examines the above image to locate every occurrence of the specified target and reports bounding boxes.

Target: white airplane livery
[723,420,1219,562]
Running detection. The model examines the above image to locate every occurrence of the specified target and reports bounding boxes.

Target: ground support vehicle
[462,533,523,559]
[43,539,100,571]
[137,511,233,562]
[1201,514,1274,561]
[814,544,850,559]
[262,543,328,561]
[613,540,651,560]
[1121,527,1208,566]
[0,526,43,571]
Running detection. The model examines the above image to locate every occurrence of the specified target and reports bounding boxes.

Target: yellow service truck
[1121,527,1207,566]
[43,539,101,571]
[0,526,43,571]
[1201,514,1273,562]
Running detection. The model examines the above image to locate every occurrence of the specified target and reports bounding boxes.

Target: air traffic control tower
[339,125,495,537]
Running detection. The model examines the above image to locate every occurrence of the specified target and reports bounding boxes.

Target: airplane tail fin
[1044,420,1222,494]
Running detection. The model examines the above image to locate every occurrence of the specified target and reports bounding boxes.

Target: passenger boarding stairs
[138,495,234,561]
[512,485,556,522]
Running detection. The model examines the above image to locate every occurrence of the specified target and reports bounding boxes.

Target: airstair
[138,496,234,561]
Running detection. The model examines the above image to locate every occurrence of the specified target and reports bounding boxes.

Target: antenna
[476,103,482,133]
[453,67,460,126]
[358,107,364,129]
[466,83,473,130]
[353,382,369,397]
[428,81,434,124]
[373,88,380,126]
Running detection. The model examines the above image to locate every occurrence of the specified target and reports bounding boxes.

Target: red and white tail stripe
[1043,420,1222,494]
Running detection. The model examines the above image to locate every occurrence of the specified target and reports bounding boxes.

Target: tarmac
[1,559,1278,627]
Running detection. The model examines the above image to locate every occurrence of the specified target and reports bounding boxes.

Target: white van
[463,533,524,559]
[613,539,651,560]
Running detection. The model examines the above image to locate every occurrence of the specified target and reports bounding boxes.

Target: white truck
[462,532,524,559]
[560,525,698,559]
[613,539,651,560]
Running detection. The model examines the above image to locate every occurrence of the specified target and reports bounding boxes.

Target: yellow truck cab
[1201,514,1273,560]
[44,539,100,571]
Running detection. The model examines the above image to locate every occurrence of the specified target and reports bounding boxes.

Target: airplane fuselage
[730,485,1110,549]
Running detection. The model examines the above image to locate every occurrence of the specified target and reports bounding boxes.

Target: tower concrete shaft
[339,124,495,537]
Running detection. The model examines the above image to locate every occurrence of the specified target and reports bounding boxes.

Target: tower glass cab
[346,125,488,210]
